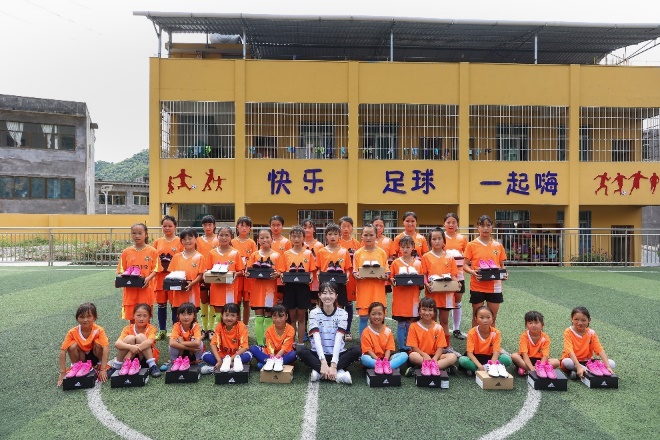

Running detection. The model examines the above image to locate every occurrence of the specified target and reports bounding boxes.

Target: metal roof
[134,12,660,64]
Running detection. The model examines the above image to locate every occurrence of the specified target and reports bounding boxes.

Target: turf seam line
[300,381,319,440]
[478,387,541,440]
[87,383,153,440]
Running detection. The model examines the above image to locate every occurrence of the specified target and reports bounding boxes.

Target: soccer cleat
[336,369,352,384]
[130,266,142,277]
[252,259,262,268]
[371,260,380,267]
[479,259,490,269]
[171,356,183,372]
[160,361,172,372]
[149,364,162,377]
[569,371,577,380]
[218,263,229,274]
[107,367,117,377]
[66,361,83,378]
[128,358,141,375]
[495,360,508,377]
[518,367,527,377]
[119,359,132,376]
[596,360,612,376]
[263,356,276,371]
[200,365,215,375]
[310,370,321,382]
[156,330,167,341]
[219,355,232,373]
[485,360,498,377]
[398,266,409,274]
[535,360,547,378]
[179,357,190,371]
[211,263,223,273]
[421,360,432,376]
[446,364,458,375]
[544,361,557,379]
[382,358,393,375]
[374,358,384,375]
[232,356,243,372]
[289,263,297,272]
[297,262,305,272]
[407,266,418,274]
[452,329,466,340]
[487,259,498,268]
[76,360,93,377]
[586,359,602,376]
[261,258,272,269]
[273,356,284,372]
[362,261,372,268]
[121,267,133,277]
[430,360,441,376]
[207,330,215,340]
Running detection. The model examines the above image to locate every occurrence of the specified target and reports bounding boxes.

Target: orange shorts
[425,291,456,309]
[155,289,172,304]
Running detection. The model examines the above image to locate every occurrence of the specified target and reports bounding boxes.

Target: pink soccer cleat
[374,358,384,375]
[535,360,547,378]
[76,360,93,377]
[596,360,612,376]
[421,360,432,376]
[119,359,132,375]
[544,361,557,379]
[130,266,141,277]
[487,259,498,268]
[586,359,603,376]
[65,361,83,378]
[479,259,490,269]
[430,360,441,376]
[121,267,133,277]
[171,356,183,371]
[382,358,393,375]
[179,357,190,371]
[128,358,141,375]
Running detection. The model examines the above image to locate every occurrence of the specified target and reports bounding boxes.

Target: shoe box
[477,268,508,280]
[260,365,294,384]
[281,272,312,284]
[366,368,402,387]
[203,271,235,284]
[165,365,201,384]
[62,370,96,391]
[247,268,274,279]
[581,371,619,389]
[527,369,568,391]
[215,364,250,385]
[163,278,188,291]
[318,272,348,284]
[431,280,460,292]
[415,369,449,389]
[114,276,146,288]
[393,274,425,287]
[110,369,150,388]
[475,370,514,390]
[358,266,387,279]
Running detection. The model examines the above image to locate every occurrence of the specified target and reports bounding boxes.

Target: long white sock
[452,303,462,331]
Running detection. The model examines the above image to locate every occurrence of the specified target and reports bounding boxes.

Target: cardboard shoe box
[431,280,460,292]
[478,268,508,280]
[215,364,250,385]
[475,370,514,390]
[366,368,402,387]
[318,272,348,285]
[260,365,294,383]
[247,268,274,279]
[358,266,387,279]
[394,274,425,287]
[581,371,619,389]
[165,365,201,384]
[281,272,312,284]
[527,369,568,391]
[110,368,150,388]
[163,278,187,291]
[203,271,235,284]
[115,276,145,288]
[62,370,96,391]
[415,369,449,389]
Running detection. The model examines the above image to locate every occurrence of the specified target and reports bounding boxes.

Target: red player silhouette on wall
[172,169,192,191]
[202,169,226,191]
[612,172,626,195]
[167,176,175,194]
[215,175,226,191]
[650,172,659,194]
[628,170,647,194]
[594,172,610,195]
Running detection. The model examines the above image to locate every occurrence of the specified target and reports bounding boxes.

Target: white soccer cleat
[263,356,275,371]
[233,356,243,372]
[336,369,352,385]
[219,355,232,373]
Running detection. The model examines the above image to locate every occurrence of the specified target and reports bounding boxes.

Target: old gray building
[95,177,150,215]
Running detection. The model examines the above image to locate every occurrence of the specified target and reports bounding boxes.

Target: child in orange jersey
[316,223,351,308]
[111,303,162,378]
[197,215,218,339]
[353,224,389,338]
[282,226,317,343]
[248,228,285,346]
[202,303,252,373]
[153,215,183,340]
[458,305,512,376]
[406,297,458,376]
[162,302,204,371]
[392,211,429,258]
[249,305,297,370]
[421,227,459,348]
[371,215,394,258]
[168,228,205,317]
[560,306,615,379]
[117,223,159,321]
[207,226,245,328]
[270,215,292,304]
[58,303,110,386]
[389,235,422,351]
[302,218,324,297]
[511,311,560,377]
[463,215,508,327]
[232,216,257,324]
[360,302,408,373]
[443,212,468,340]
[338,216,360,340]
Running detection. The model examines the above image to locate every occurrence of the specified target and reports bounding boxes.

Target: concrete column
[234,60,247,219]
[565,64,582,264]
[347,62,360,222]
[458,62,471,230]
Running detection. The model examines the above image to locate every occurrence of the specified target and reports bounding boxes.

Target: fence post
[48,230,54,267]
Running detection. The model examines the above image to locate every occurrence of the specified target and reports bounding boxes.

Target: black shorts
[462,353,492,365]
[85,351,100,366]
[469,290,504,304]
[335,283,348,307]
[283,283,311,310]
[392,315,418,322]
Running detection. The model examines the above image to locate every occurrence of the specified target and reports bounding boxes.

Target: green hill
[95,149,149,181]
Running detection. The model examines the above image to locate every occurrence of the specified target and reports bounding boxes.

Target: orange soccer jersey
[272,236,292,289]
[170,321,202,342]
[263,323,296,356]
[210,321,249,356]
[247,250,285,308]
[316,246,351,273]
[421,251,459,308]
[61,324,109,352]
[304,240,324,290]
[518,330,551,359]
[390,258,422,318]
[393,232,429,257]
[231,237,258,300]
[406,321,447,355]
[444,233,468,281]
[283,248,317,280]
[466,326,502,356]
[152,237,184,292]
[117,245,160,315]
[197,236,219,260]
[361,325,396,358]
[339,237,360,300]
[464,238,507,293]
[168,251,206,307]
[560,327,604,362]
[353,247,389,314]
[207,247,245,306]
[118,323,160,361]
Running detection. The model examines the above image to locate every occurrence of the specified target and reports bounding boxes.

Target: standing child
[207,226,245,329]
[302,218,324,299]
[560,306,615,379]
[58,303,110,386]
[248,229,285,346]
[389,235,422,351]
[282,226,316,343]
[463,215,508,327]
[316,223,351,310]
[111,303,162,378]
[270,215,291,305]
[360,302,408,373]
[511,311,560,377]
[296,282,361,384]
[371,216,393,258]
[164,302,204,371]
[392,211,429,258]
[153,215,183,340]
[117,223,159,321]
[202,303,252,373]
[249,304,296,370]
[458,305,512,376]
[196,215,218,339]
[353,224,389,338]
[443,212,468,340]
[168,228,205,320]
[406,297,458,376]
[338,216,360,340]
[232,216,258,324]
[421,227,459,348]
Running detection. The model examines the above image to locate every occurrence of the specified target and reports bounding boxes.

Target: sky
[1,0,659,163]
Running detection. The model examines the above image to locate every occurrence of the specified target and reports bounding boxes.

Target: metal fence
[0,227,658,267]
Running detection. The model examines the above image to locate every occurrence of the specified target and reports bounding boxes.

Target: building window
[362,124,398,159]
[0,121,76,150]
[579,126,592,162]
[98,191,125,205]
[642,115,660,161]
[0,176,74,199]
[362,210,398,238]
[496,125,529,161]
[298,123,336,159]
[176,204,235,228]
[612,140,632,162]
[298,210,334,240]
[133,193,149,205]
[557,125,567,161]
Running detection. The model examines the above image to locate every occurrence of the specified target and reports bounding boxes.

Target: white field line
[87,383,153,440]
[478,387,542,440]
[300,381,320,440]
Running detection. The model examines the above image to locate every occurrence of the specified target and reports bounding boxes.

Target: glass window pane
[31,177,45,198]
[59,125,76,150]
[61,178,75,199]
[0,176,14,198]
[47,178,60,199]
[14,177,29,198]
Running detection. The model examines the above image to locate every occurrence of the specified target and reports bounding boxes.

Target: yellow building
[138,13,660,264]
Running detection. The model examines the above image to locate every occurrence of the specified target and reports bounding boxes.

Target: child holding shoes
[111,303,161,378]
[202,303,252,373]
[360,302,408,373]
[163,302,204,371]
[389,235,422,351]
[458,305,512,376]
[249,305,296,371]
[510,311,560,377]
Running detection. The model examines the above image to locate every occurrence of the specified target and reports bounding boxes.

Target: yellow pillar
[347,62,360,224]
[458,62,471,231]
[234,60,247,219]
[148,58,162,226]
[565,64,582,264]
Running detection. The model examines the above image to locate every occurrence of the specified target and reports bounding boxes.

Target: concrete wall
[95,181,150,215]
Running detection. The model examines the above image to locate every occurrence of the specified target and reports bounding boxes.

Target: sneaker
[371,261,380,267]
[398,266,409,274]
[362,261,371,268]
[107,367,117,377]
[407,266,418,274]
[446,364,458,375]
[586,359,602,376]
[273,356,284,372]
[479,259,490,269]
[200,330,207,340]
[518,367,527,377]
[211,263,223,273]
[441,273,452,281]
[336,369,352,384]
[75,360,93,377]
[289,263,297,272]
[200,365,215,375]
[487,259,498,268]
[297,262,305,272]
[233,356,243,372]
[344,333,353,342]
[207,330,215,340]
[252,260,262,268]
[465,369,475,377]
[382,358,393,374]
[218,263,229,274]
[485,360,498,377]
[596,360,612,376]
[496,361,508,377]
[428,274,440,282]
[263,356,275,371]
[119,359,132,375]
[569,371,577,380]
[130,266,142,277]
[310,369,321,382]
[219,355,232,373]
[171,357,183,371]
[128,358,141,375]
[121,267,133,277]
[421,360,432,376]
[404,366,415,377]
[179,357,190,371]
[156,330,167,341]
[452,329,466,340]
[544,362,557,379]
[149,364,162,378]
[534,360,547,378]
[160,361,172,372]
[374,359,384,375]
[261,259,272,269]
[65,361,83,378]
[430,360,441,376]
